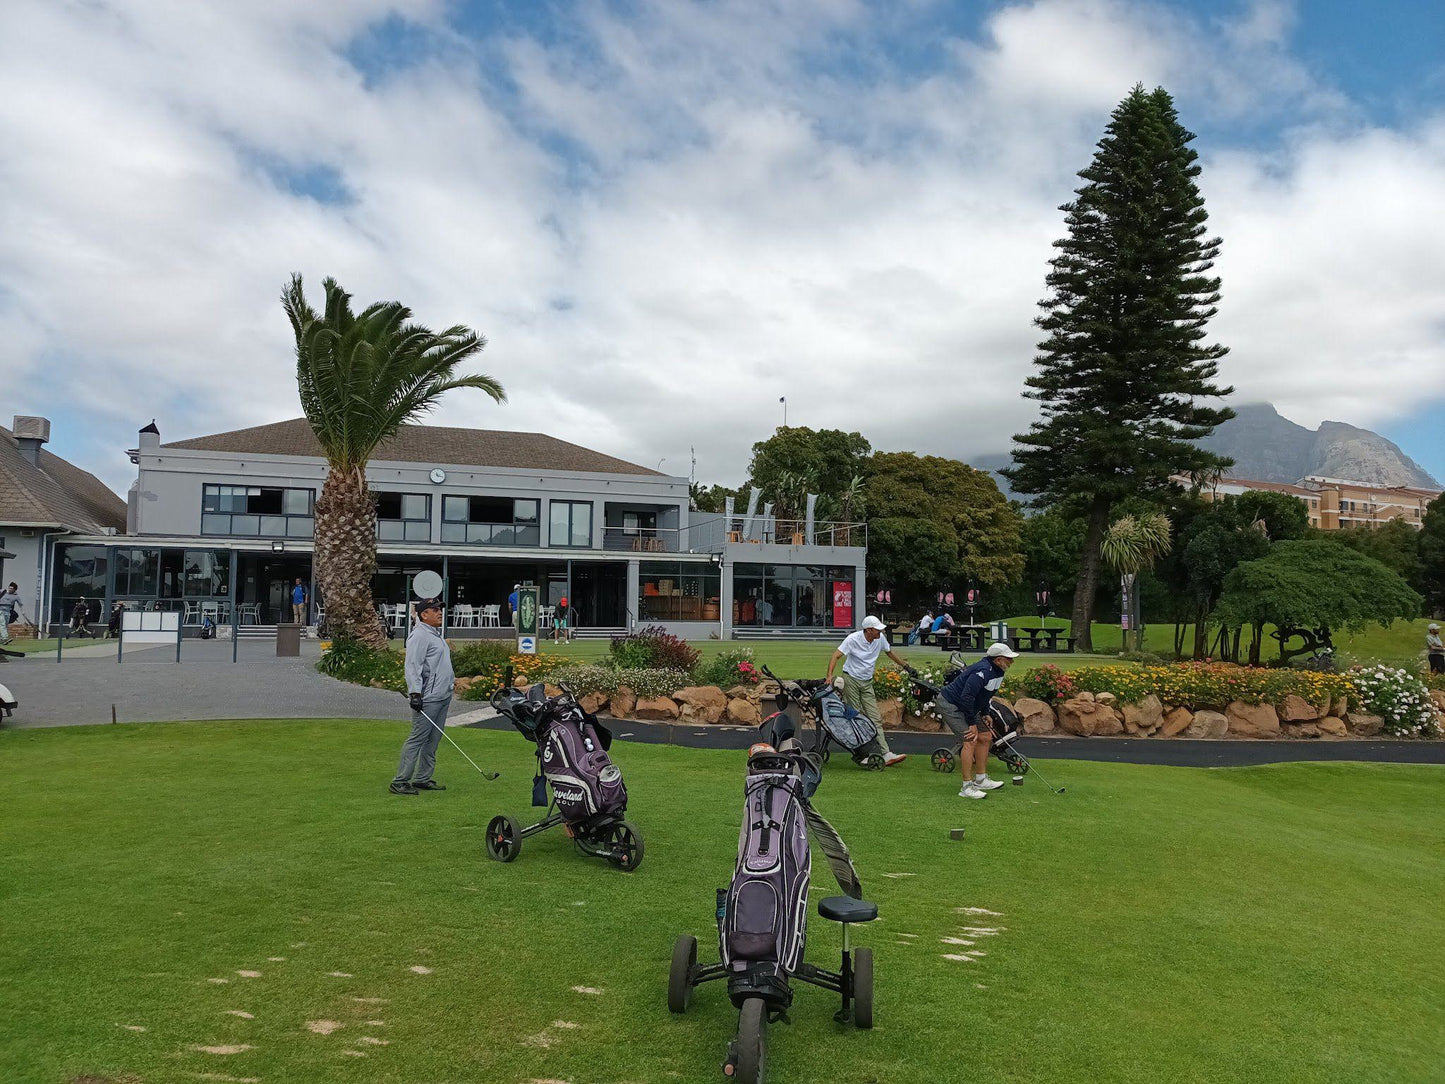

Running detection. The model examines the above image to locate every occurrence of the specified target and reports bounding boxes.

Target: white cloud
[0,0,1441,494]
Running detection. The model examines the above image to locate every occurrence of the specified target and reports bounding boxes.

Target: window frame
[439,496,542,546]
[201,485,315,538]
[549,501,594,549]
[375,491,432,543]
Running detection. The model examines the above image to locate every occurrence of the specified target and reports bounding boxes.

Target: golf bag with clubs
[910,674,1031,778]
[485,679,643,870]
[761,666,887,771]
[668,680,878,1084]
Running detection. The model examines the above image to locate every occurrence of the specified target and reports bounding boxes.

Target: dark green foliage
[1215,540,1423,653]
[1004,85,1234,650]
[608,626,701,673]
[745,427,871,505]
[450,639,516,678]
[864,452,1024,606]
[1327,518,1423,586]
[315,639,404,691]
[1421,494,1445,613]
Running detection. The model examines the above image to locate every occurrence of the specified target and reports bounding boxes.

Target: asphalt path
[466,714,1445,767]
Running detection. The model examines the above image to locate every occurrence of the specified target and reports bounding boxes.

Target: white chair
[451,604,478,628]
[240,603,260,625]
[183,601,201,625]
[480,604,501,628]
[539,605,554,629]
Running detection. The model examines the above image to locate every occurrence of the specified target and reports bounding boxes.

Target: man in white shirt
[825,615,913,766]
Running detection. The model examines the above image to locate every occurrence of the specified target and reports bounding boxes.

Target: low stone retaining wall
[490,680,1445,739]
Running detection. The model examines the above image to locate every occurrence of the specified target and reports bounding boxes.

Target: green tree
[1420,493,1445,614]
[1216,539,1422,661]
[284,274,504,646]
[1327,518,1423,585]
[864,452,1024,608]
[690,483,738,514]
[1101,512,1172,652]
[1004,85,1234,651]
[745,427,871,509]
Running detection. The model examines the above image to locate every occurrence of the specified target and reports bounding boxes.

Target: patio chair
[480,604,501,627]
[539,605,554,629]
[240,602,260,625]
[451,604,478,628]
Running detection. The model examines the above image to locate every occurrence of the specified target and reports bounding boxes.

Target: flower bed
[1003,662,1357,713]
[1352,665,1442,738]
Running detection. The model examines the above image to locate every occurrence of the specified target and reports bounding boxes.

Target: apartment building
[1190,474,1441,530]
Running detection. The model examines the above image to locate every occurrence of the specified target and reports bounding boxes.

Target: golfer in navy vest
[938,642,1019,799]
[390,598,455,795]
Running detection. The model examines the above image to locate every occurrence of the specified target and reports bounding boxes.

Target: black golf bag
[537,699,628,823]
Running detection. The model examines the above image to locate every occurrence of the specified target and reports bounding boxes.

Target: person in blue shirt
[507,584,520,630]
[938,642,1018,799]
[291,579,308,624]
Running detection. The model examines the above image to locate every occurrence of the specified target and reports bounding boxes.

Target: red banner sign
[832,582,854,628]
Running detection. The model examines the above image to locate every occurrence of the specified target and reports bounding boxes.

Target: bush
[456,652,559,700]
[609,626,701,673]
[542,665,693,699]
[317,640,404,692]
[1351,665,1442,737]
[451,640,516,678]
[1002,661,1357,713]
[1004,664,1077,703]
[694,647,762,689]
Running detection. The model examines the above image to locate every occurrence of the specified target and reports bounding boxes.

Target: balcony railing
[601,518,867,554]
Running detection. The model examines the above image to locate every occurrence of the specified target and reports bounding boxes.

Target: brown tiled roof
[0,425,127,531]
[162,418,666,476]
[1217,477,1318,498]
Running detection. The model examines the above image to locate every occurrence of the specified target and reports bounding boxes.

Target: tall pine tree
[1004,86,1234,651]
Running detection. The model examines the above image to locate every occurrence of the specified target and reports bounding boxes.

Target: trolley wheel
[733,996,767,1083]
[930,747,955,773]
[485,814,521,863]
[606,819,645,872]
[862,753,886,772]
[667,935,696,1013]
[1002,752,1029,776]
[852,947,874,1029]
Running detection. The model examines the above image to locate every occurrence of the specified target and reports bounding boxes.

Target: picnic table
[937,625,988,653]
[1007,626,1077,653]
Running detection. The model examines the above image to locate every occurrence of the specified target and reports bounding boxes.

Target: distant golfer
[0,582,23,644]
[391,598,454,796]
[824,615,912,767]
[291,578,308,624]
[940,642,1019,799]
[1428,623,1444,675]
[508,583,521,631]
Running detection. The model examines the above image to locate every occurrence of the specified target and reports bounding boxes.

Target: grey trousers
[394,696,452,785]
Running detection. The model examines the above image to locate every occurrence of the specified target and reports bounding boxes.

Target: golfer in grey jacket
[391,598,455,795]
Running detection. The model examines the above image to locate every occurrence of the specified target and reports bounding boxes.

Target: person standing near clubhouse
[1427,623,1444,675]
[0,582,24,644]
[825,615,912,767]
[939,642,1019,799]
[391,598,454,795]
[508,583,521,631]
[290,578,308,624]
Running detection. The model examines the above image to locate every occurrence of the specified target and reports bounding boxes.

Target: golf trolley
[668,711,876,1083]
[0,680,16,722]
[760,665,887,772]
[908,674,1031,776]
[485,681,644,871]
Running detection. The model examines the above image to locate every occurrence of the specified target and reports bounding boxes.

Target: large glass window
[733,564,855,628]
[639,561,721,622]
[183,550,231,597]
[114,548,160,597]
[376,492,432,543]
[440,496,540,545]
[549,501,593,548]
[58,544,108,605]
[202,485,314,538]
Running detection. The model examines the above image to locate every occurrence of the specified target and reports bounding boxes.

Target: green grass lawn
[3,637,61,654]
[2,721,1442,1083]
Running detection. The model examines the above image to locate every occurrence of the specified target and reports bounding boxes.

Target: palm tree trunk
[314,467,386,647]
[1071,498,1111,653]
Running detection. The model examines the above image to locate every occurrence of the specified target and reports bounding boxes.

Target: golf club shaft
[1026,759,1062,794]
[418,709,499,780]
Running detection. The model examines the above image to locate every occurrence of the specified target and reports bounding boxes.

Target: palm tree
[283,274,505,646]
[1101,512,1172,653]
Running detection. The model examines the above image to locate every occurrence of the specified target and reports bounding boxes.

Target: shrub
[317,640,404,692]
[451,639,516,678]
[1004,664,1077,704]
[695,647,762,689]
[541,665,692,699]
[1351,665,1441,738]
[609,626,701,673]
[1002,661,1356,713]
[875,663,952,723]
[457,652,559,700]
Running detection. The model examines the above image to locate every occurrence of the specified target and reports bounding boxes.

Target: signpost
[516,584,540,655]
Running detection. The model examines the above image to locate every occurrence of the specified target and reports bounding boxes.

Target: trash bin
[988,620,1009,643]
[276,622,301,657]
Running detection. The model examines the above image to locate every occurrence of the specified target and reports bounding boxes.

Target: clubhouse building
[46,418,867,639]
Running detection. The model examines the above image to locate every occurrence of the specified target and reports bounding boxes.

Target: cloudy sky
[2,0,1443,494]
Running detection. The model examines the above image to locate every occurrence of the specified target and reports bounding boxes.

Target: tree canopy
[864,452,1023,603]
[1420,493,1445,613]
[744,427,871,508]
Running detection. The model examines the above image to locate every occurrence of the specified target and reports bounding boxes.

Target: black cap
[416,597,443,613]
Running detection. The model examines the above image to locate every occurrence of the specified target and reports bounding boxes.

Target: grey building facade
[50,418,866,639]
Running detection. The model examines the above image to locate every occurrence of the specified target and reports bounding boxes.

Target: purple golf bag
[538,707,628,823]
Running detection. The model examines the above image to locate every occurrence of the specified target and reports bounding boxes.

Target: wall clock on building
[429,468,446,484]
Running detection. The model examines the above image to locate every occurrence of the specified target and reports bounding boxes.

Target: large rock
[674,686,728,724]
[726,698,760,726]
[1285,722,1320,739]
[634,696,680,721]
[611,686,637,719]
[725,684,761,702]
[578,691,610,715]
[1280,694,1320,723]
[1123,694,1164,736]
[1160,706,1194,738]
[1316,717,1348,737]
[879,698,903,730]
[1058,696,1121,737]
[1095,692,1119,708]
[1226,701,1281,739]
[1345,712,1384,737]
[1331,696,1350,718]
[1014,697,1056,736]
[1185,709,1229,739]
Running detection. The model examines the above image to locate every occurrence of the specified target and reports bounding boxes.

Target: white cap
[861,615,887,631]
[1431,623,1440,631]
[985,642,1020,659]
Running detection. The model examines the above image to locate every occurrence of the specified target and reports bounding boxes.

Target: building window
[733,564,855,628]
[638,561,721,622]
[114,548,161,597]
[549,501,593,548]
[183,550,231,597]
[56,544,109,617]
[376,492,432,543]
[202,485,314,538]
[440,496,541,545]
